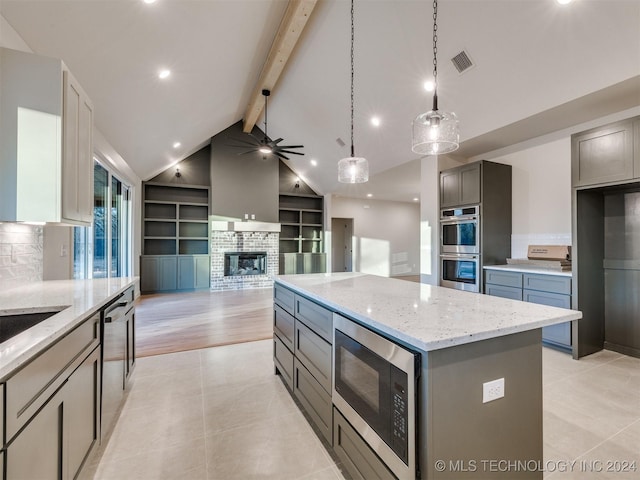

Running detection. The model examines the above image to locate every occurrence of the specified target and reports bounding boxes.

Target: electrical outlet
[483,378,505,403]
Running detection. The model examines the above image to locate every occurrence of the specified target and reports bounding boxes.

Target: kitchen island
[273,272,582,479]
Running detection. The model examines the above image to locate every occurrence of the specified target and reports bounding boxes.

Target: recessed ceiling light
[413,197,419,202]
[158,69,171,79]
[423,80,435,92]
[310,159,318,167]
[371,116,381,127]
[367,193,373,198]
[143,0,157,4]
[556,0,572,4]
[173,142,181,149]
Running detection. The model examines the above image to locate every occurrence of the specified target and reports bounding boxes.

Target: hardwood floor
[135,288,274,357]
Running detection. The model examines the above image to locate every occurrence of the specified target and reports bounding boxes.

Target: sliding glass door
[74,159,132,279]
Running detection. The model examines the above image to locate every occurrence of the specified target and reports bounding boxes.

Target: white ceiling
[2,0,639,203]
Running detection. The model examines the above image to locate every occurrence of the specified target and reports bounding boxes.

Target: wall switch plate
[483,378,505,403]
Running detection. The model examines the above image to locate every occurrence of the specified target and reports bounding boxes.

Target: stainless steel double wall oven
[440,205,481,292]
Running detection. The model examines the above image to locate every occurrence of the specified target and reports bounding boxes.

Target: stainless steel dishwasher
[101,287,134,442]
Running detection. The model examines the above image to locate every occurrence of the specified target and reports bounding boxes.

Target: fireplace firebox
[224,252,267,277]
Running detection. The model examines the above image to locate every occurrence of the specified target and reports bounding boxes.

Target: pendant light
[338,0,368,184]
[411,0,459,156]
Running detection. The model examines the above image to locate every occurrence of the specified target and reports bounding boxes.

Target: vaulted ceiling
[2,0,639,202]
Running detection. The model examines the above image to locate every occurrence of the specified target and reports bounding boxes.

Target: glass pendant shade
[412,109,459,155]
[338,156,369,183]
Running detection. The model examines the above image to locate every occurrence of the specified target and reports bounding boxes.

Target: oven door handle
[440,216,478,223]
[440,254,479,261]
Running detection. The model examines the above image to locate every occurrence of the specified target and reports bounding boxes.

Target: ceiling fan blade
[279,150,305,156]
[236,149,258,156]
[272,138,284,144]
[274,151,290,160]
[278,145,304,149]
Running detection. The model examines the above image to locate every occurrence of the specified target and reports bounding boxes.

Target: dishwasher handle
[104,300,129,323]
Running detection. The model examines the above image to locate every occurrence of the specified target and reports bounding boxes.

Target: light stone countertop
[275,272,581,352]
[0,277,138,379]
[483,264,572,277]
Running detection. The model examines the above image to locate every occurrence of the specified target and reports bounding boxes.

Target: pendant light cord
[350,0,355,158]
[264,92,268,141]
[432,0,439,111]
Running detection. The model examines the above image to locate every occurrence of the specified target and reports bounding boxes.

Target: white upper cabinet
[0,47,93,225]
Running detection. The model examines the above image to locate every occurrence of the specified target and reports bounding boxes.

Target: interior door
[332,218,353,272]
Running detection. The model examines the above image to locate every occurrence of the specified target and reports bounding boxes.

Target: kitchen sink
[0,308,66,343]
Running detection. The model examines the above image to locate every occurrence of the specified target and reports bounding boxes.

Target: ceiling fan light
[411,109,459,155]
[338,156,369,184]
[259,146,272,154]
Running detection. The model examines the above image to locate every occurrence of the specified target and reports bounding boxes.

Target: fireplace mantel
[211,220,281,233]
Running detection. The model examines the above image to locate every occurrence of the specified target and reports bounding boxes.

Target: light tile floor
[86,341,640,480]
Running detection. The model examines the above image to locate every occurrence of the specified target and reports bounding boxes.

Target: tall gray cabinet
[141,182,210,293]
[572,115,640,359]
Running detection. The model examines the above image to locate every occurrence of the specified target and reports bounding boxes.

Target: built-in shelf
[278,193,325,272]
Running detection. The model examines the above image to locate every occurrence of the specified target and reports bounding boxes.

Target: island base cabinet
[333,408,395,480]
[5,347,99,480]
[273,334,294,391]
[293,359,332,445]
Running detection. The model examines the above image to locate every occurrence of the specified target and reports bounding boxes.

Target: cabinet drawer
[542,322,572,348]
[485,284,523,301]
[273,335,294,391]
[295,321,332,394]
[485,270,523,288]
[274,304,295,352]
[0,383,4,445]
[6,312,100,440]
[274,284,295,315]
[523,289,571,309]
[294,359,332,445]
[295,295,333,343]
[523,274,571,296]
[333,407,395,480]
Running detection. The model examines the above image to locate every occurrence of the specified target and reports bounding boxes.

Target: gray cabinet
[440,162,481,207]
[279,252,327,275]
[571,119,635,187]
[178,254,210,290]
[142,255,209,293]
[3,313,101,480]
[333,407,395,480]
[485,269,573,351]
[272,284,333,444]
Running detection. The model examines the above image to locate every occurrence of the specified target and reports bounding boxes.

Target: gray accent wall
[210,121,279,223]
[149,145,211,186]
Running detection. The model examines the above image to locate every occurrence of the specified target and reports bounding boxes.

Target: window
[74,159,132,279]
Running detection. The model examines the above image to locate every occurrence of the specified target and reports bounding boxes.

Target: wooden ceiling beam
[242,0,318,133]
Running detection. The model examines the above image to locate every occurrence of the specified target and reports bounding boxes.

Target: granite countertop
[483,264,572,277]
[275,272,581,352]
[0,277,138,379]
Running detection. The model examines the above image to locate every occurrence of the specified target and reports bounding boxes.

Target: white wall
[486,139,572,257]
[328,196,420,277]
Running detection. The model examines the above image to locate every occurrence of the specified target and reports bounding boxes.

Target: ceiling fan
[231,89,304,160]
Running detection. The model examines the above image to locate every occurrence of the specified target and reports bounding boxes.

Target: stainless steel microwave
[440,205,479,254]
[333,314,419,480]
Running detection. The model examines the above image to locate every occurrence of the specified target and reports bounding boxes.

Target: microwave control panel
[390,364,409,463]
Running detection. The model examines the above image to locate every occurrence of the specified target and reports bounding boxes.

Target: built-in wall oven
[440,205,480,254]
[333,314,419,480]
[440,253,480,292]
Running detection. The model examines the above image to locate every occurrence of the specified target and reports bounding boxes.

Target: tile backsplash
[0,223,44,290]
[511,233,572,259]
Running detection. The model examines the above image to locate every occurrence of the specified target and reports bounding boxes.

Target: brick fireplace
[210,220,280,291]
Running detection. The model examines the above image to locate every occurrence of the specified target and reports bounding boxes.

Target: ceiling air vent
[451,50,474,74]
